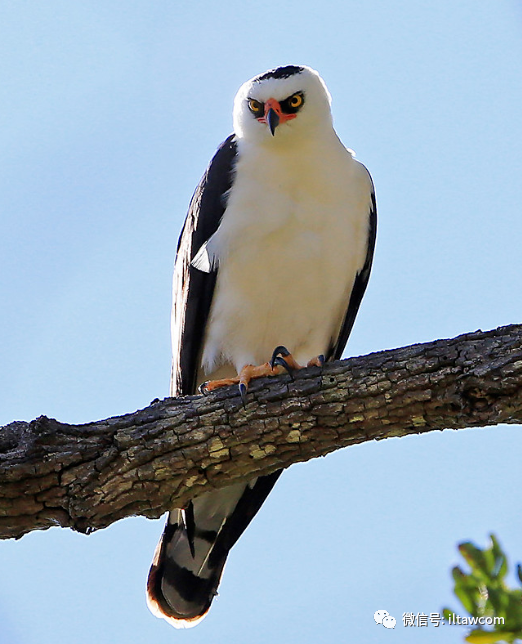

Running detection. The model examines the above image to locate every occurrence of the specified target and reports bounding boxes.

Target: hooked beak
[258,97,297,135]
[266,108,280,136]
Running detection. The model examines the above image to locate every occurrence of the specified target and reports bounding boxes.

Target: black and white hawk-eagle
[147,64,377,628]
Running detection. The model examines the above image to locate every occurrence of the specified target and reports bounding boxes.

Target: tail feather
[147,471,281,628]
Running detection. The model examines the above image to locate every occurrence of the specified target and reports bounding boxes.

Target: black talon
[272,355,295,379]
[238,382,248,408]
[199,381,210,396]
[270,345,291,370]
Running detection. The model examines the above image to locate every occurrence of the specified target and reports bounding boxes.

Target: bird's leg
[199,349,325,404]
[270,345,325,375]
[199,376,240,394]
[270,345,301,375]
[199,362,284,401]
[307,355,326,368]
[237,363,284,403]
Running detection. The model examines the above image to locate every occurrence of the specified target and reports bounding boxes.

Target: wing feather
[170,134,238,396]
[328,173,377,361]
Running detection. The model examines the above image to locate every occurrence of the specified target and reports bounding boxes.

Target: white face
[232,65,333,143]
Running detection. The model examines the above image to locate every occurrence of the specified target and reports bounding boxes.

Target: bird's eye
[248,99,263,115]
[288,93,303,108]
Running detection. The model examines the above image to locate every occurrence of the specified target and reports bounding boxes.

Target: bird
[146,64,377,628]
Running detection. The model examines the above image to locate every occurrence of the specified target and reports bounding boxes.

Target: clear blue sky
[1,2,522,642]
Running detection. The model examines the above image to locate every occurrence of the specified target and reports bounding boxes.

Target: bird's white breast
[200,133,373,376]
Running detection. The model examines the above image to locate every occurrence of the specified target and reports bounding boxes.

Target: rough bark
[1,324,521,540]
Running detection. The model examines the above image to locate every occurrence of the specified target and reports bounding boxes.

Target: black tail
[147,471,281,628]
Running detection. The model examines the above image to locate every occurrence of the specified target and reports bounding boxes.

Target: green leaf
[446,535,522,642]
[487,586,509,617]
[465,629,515,644]
[455,582,479,616]
[460,543,492,581]
[442,607,455,622]
[490,534,508,581]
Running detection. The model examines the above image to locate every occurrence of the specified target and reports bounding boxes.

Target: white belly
[200,137,372,376]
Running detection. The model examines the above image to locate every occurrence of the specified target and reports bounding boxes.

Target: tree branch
[1,324,522,540]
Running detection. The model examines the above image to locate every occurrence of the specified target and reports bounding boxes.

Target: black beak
[266,108,280,136]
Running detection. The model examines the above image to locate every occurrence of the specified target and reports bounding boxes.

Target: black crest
[254,65,304,83]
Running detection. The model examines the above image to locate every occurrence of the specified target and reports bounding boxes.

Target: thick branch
[1,324,522,540]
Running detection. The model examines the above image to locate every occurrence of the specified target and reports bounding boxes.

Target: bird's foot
[307,354,326,368]
[199,376,240,395]
[199,362,283,404]
[199,349,324,405]
[270,345,325,375]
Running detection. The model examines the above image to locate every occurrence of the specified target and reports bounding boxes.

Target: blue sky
[1,1,522,642]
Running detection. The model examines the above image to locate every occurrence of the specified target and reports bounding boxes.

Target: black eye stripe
[247,92,305,118]
[279,92,305,114]
[248,98,264,116]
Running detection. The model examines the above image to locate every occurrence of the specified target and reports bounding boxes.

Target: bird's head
[233,65,333,143]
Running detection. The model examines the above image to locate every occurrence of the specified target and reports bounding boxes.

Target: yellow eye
[289,93,303,108]
[248,99,263,114]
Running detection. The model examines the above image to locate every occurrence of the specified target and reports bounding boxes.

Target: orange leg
[270,345,325,374]
[199,362,284,396]
[307,355,325,368]
[199,347,325,404]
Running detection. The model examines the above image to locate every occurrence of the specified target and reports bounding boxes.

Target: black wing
[327,175,377,361]
[170,134,238,396]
